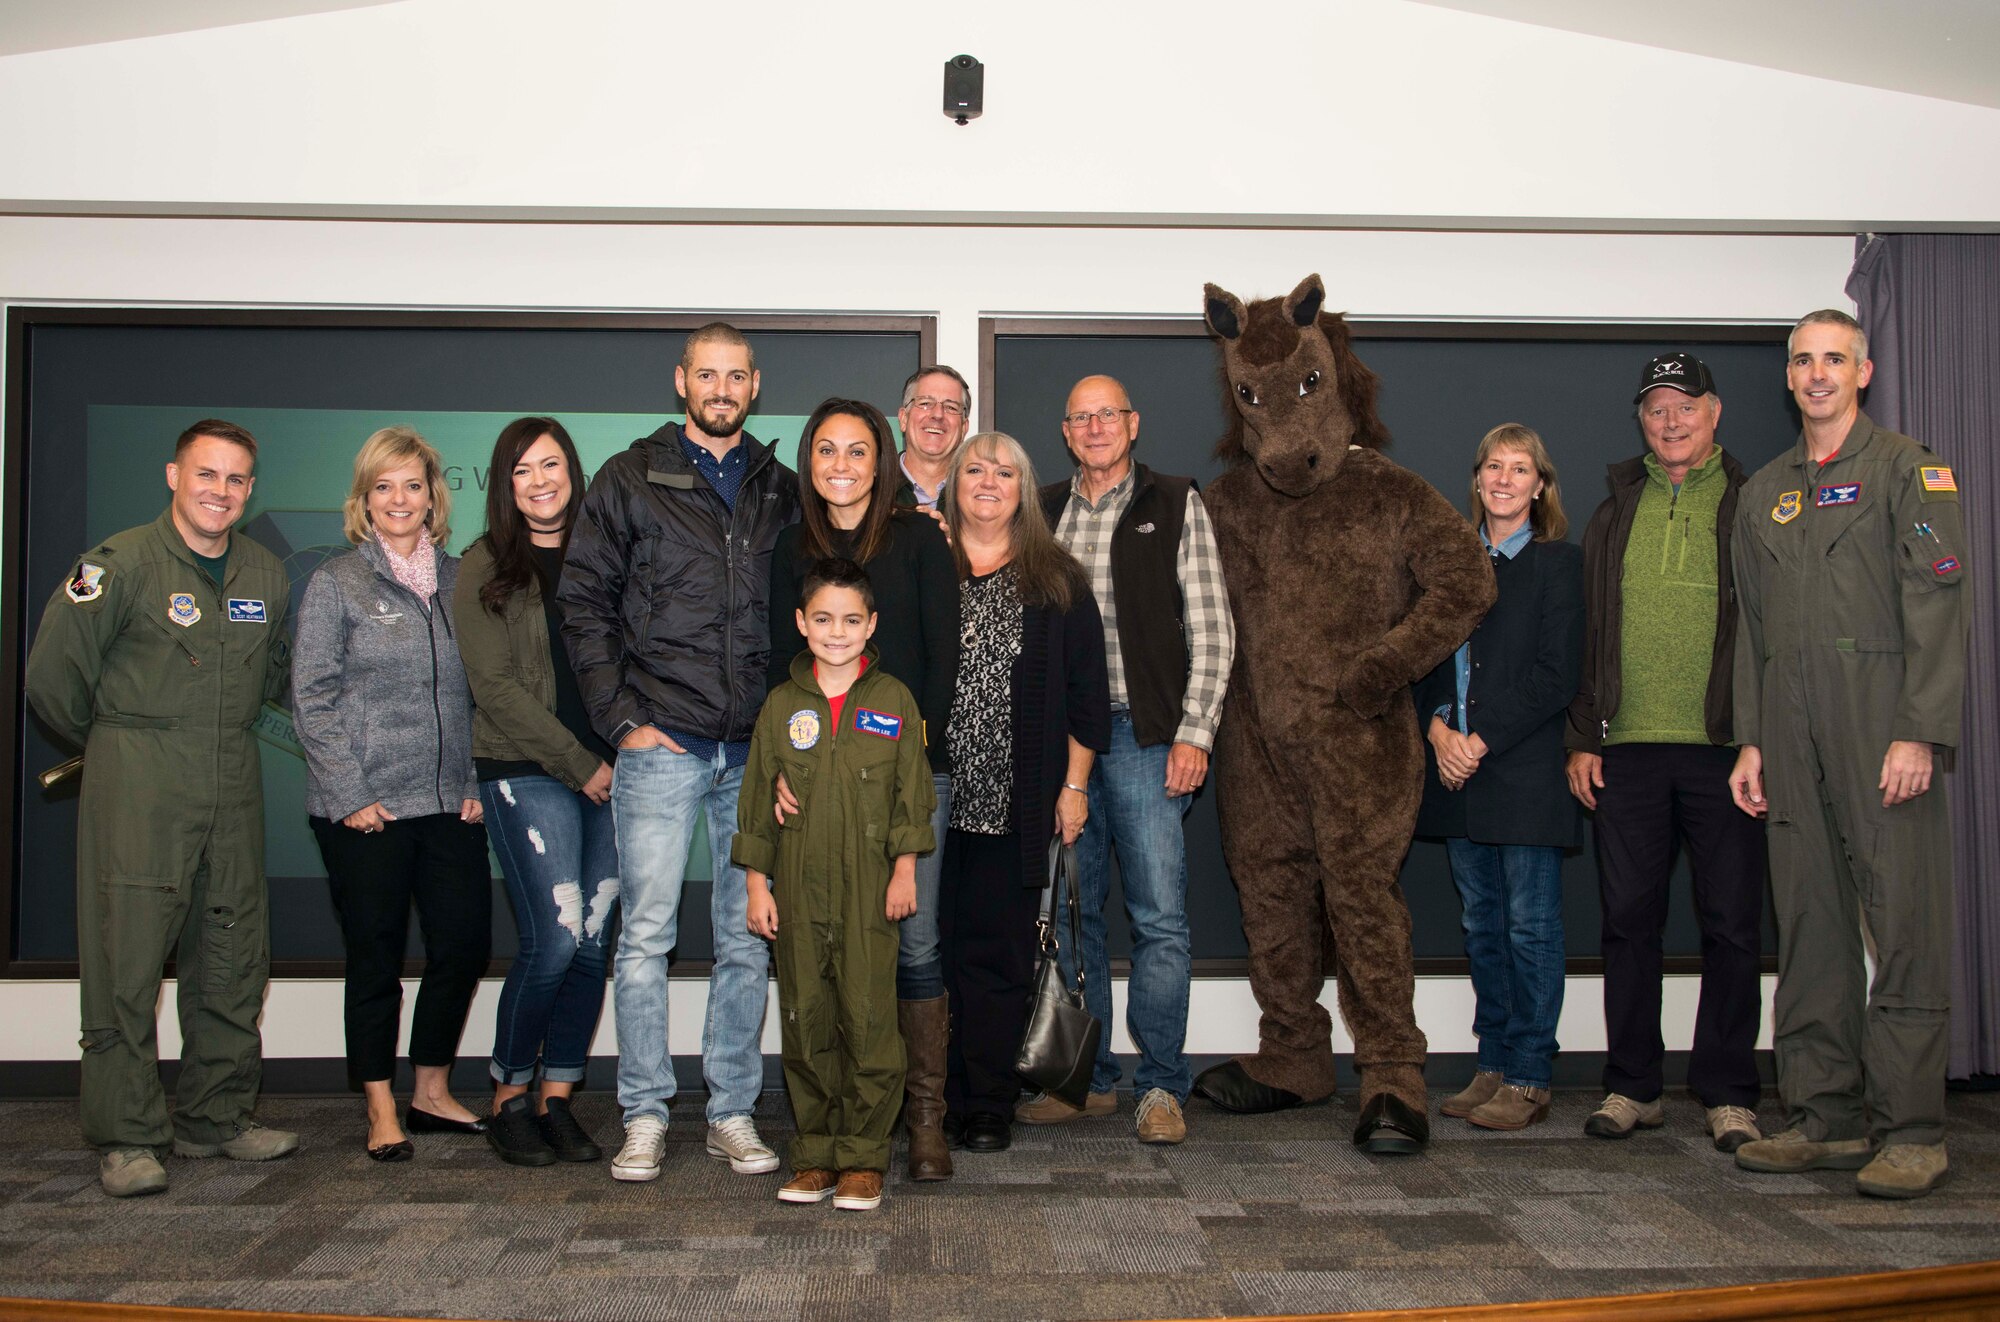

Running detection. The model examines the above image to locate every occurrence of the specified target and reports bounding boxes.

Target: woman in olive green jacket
[454,417,618,1168]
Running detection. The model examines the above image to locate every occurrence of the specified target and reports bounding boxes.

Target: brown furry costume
[1195,274,1495,1150]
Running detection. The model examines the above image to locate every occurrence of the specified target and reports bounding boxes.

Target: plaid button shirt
[1052,467,1234,751]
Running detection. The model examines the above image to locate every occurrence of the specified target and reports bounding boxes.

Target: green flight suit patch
[1772,491,1801,524]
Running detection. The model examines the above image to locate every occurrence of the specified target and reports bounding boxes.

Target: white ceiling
[4,0,1997,111]
[0,0,403,57]
[1410,0,2000,109]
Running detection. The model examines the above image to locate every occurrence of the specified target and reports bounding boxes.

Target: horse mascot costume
[1192,273,1495,1153]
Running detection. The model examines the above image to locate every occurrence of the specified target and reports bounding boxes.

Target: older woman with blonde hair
[293,425,490,1162]
[1414,422,1584,1132]
[937,431,1110,1153]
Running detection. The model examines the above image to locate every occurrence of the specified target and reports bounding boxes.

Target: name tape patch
[1934,557,1961,577]
[855,708,902,740]
[227,598,267,623]
[1816,483,1861,507]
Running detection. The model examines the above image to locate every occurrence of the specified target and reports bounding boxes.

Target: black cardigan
[1414,536,1585,848]
[1003,586,1112,888]
[767,512,960,771]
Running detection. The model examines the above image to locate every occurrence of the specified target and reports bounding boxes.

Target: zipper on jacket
[719,441,776,740]
[428,590,447,814]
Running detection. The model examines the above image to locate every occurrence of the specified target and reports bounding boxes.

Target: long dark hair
[478,416,586,614]
[795,398,902,565]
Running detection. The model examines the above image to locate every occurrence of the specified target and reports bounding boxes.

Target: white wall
[0,0,1950,1067]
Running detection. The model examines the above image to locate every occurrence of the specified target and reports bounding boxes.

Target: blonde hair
[342,425,452,546]
[944,431,1086,611]
[1467,423,1568,542]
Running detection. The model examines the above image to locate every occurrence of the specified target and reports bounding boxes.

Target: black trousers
[1594,743,1766,1108]
[312,813,492,1089]
[940,828,1043,1119]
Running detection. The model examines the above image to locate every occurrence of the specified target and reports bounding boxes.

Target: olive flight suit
[1733,413,1967,1147]
[24,509,292,1153]
[733,650,936,1174]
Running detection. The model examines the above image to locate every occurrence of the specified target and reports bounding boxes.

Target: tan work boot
[1584,1092,1664,1139]
[1856,1144,1949,1199]
[1134,1089,1187,1144]
[99,1149,168,1198]
[1467,1083,1550,1131]
[1440,1070,1503,1119]
[1015,1090,1115,1124]
[1734,1127,1875,1173]
[899,995,952,1182]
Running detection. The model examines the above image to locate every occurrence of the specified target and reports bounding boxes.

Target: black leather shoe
[535,1097,602,1163]
[942,1112,966,1150]
[960,1113,1011,1151]
[1193,1060,1303,1114]
[366,1139,415,1163]
[486,1097,557,1167]
[406,1106,488,1136]
[1352,1093,1430,1155]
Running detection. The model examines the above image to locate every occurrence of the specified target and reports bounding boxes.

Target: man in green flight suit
[25,419,299,1198]
[1728,311,1969,1200]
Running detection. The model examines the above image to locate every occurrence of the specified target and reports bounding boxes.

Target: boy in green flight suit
[735,558,936,1211]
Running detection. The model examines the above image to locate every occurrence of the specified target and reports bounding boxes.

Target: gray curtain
[1848,233,2000,1079]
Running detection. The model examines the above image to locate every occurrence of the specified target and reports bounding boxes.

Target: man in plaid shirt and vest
[1030,374,1235,1145]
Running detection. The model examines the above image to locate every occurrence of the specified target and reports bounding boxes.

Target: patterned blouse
[947,564,1023,834]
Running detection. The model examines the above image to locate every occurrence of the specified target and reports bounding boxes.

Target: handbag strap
[1040,835,1087,994]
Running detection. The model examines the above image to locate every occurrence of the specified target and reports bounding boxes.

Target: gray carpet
[1,1090,1995,1321]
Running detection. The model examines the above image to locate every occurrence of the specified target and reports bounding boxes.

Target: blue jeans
[1445,838,1565,1089]
[1063,712,1194,1100]
[896,772,952,1000]
[610,744,767,1125]
[482,775,619,1087]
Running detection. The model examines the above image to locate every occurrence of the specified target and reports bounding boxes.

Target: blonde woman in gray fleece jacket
[293,426,490,1163]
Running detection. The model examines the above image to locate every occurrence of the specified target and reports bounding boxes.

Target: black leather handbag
[1013,836,1103,1108]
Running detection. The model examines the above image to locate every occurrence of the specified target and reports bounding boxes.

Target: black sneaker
[487,1096,557,1167]
[536,1096,602,1163]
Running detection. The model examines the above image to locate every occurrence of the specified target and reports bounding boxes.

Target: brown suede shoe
[776,1169,839,1204]
[1015,1090,1115,1124]
[833,1169,884,1211]
[1466,1083,1550,1131]
[1440,1070,1502,1119]
[1856,1144,1949,1199]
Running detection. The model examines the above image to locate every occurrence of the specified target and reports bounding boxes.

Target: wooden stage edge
[2,1260,1998,1322]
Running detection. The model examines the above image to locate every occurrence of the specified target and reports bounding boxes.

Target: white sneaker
[611,1115,668,1182]
[705,1115,780,1174]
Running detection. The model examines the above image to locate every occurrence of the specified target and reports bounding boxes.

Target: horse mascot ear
[1206,273,1389,498]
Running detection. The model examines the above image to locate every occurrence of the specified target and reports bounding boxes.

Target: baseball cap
[1634,352,1717,403]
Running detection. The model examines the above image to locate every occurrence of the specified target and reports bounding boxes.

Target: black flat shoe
[960,1113,1011,1152]
[535,1097,601,1163]
[487,1097,557,1167]
[1352,1092,1430,1155]
[942,1112,966,1151]
[1193,1060,1304,1114]
[366,1138,415,1163]
[406,1106,488,1135]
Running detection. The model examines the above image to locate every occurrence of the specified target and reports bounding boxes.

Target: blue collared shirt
[1445,521,1533,734]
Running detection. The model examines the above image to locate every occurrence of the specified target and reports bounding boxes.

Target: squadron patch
[1772,491,1802,524]
[855,708,903,740]
[65,562,106,604]
[167,593,201,627]
[787,708,821,750]
[1816,483,1861,507]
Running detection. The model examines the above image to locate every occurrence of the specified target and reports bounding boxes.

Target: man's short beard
[691,402,747,440]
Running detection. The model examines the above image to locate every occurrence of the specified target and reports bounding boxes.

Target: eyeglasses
[906,397,967,418]
[1062,407,1133,428]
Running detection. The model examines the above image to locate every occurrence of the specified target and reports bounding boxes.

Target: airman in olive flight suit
[1729,314,1968,1200]
[24,421,298,1197]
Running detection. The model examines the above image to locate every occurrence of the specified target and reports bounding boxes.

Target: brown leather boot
[899,995,952,1181]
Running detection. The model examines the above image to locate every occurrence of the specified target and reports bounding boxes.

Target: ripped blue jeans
[482,774,620,1086]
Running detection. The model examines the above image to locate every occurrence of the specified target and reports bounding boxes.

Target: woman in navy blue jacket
[1415,423,1584,1133]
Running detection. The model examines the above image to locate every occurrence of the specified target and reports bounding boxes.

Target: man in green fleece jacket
[1565,353,1767,1154]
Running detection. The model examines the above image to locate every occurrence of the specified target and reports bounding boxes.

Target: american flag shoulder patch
[1920,466,1956,493]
